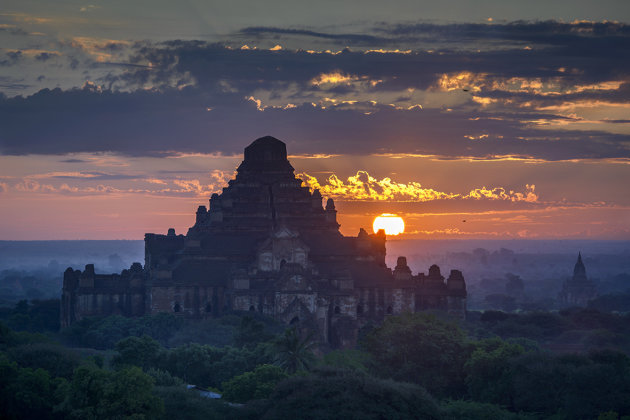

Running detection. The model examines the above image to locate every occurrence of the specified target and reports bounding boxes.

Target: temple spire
[573,252,586,278]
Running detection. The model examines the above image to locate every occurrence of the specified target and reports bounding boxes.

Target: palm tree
[274,327,316,373]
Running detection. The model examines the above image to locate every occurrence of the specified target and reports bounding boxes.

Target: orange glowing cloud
[310,71,381,88]
[70,37,131,62]
[435,71,486,92]
[310,71,358,85]
[298,171,538,203]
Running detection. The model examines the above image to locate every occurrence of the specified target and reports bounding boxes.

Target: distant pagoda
[558,253,597,307]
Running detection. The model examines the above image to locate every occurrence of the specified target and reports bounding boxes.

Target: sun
[373,213,405,236]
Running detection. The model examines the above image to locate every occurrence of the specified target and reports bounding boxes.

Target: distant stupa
[558,253,597,307]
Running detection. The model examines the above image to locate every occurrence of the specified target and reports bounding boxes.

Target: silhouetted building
[558,253,597,307]
[61,136,467,347]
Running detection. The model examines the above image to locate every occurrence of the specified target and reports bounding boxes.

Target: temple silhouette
[61,136,467,347]
[558,253,597,307]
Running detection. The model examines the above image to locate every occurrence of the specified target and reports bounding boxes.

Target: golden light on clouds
[310,71,359,86]
[298,171,538,203]
[373,213,405,235]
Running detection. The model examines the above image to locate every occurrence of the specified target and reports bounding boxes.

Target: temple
[61,136,467,347]
[558,253,597,307]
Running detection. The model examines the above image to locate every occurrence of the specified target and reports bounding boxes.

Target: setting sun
[373,213,405,236]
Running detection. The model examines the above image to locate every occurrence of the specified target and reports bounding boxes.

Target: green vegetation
[363,312,470,397]
[242,368,441,420]
[222,364,288,403]
[472,308,630,353]
[57,365,164,419]
[273,327,317,373]
[0,299,60,333]
[2,299,630,419]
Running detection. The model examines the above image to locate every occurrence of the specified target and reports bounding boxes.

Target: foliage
[136,312,184,344]
[146,368,183,387]
[0,352,67,420]
[234,315,275,348]
[471,346,630,418]
[3,306,630,419]
[166,318,235,348]
[58,365,164,419]
[557,350,630,419]
[475,308,630,353]
[222,364,288,403]
[245,368,440,420]
[0,268,62,303]
[464,337,527,404]
[441,400,533,420]
[62,311,282,350]
[61,315,140,349]
[1,299,60,333]
[61,313,183,349]
[154,385,241,420]
[156,342,274,388]
[112,335,161,370]
[320,348,372,372]
[273,327,316,373]
[362,312,471,397]
[8,342,81,379]
[589,292,630,313]
[0,320,17,349]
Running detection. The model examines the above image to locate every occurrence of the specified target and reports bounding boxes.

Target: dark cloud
[0,20,628,161]
[239,27,384,45]
[68,57,79,70]
[0,25,27,36]
[7,51,22,60]
[35,52,53,61]
[114,20,629,95]
[0,51,22,66]
[0,85,628,161]
[0,82,30,90]
[378,20,630,41]
[59,158,87,163]
[99,42,128,52]
[476,82,630,105]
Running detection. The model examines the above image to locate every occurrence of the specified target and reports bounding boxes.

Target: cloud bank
[0,20,627,161]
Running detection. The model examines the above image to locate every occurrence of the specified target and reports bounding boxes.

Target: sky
[0,1,629,240]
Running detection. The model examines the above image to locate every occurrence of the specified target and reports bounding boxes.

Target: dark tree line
[2,300,630,419]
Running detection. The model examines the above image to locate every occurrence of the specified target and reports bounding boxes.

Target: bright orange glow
[373,213,405,235]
